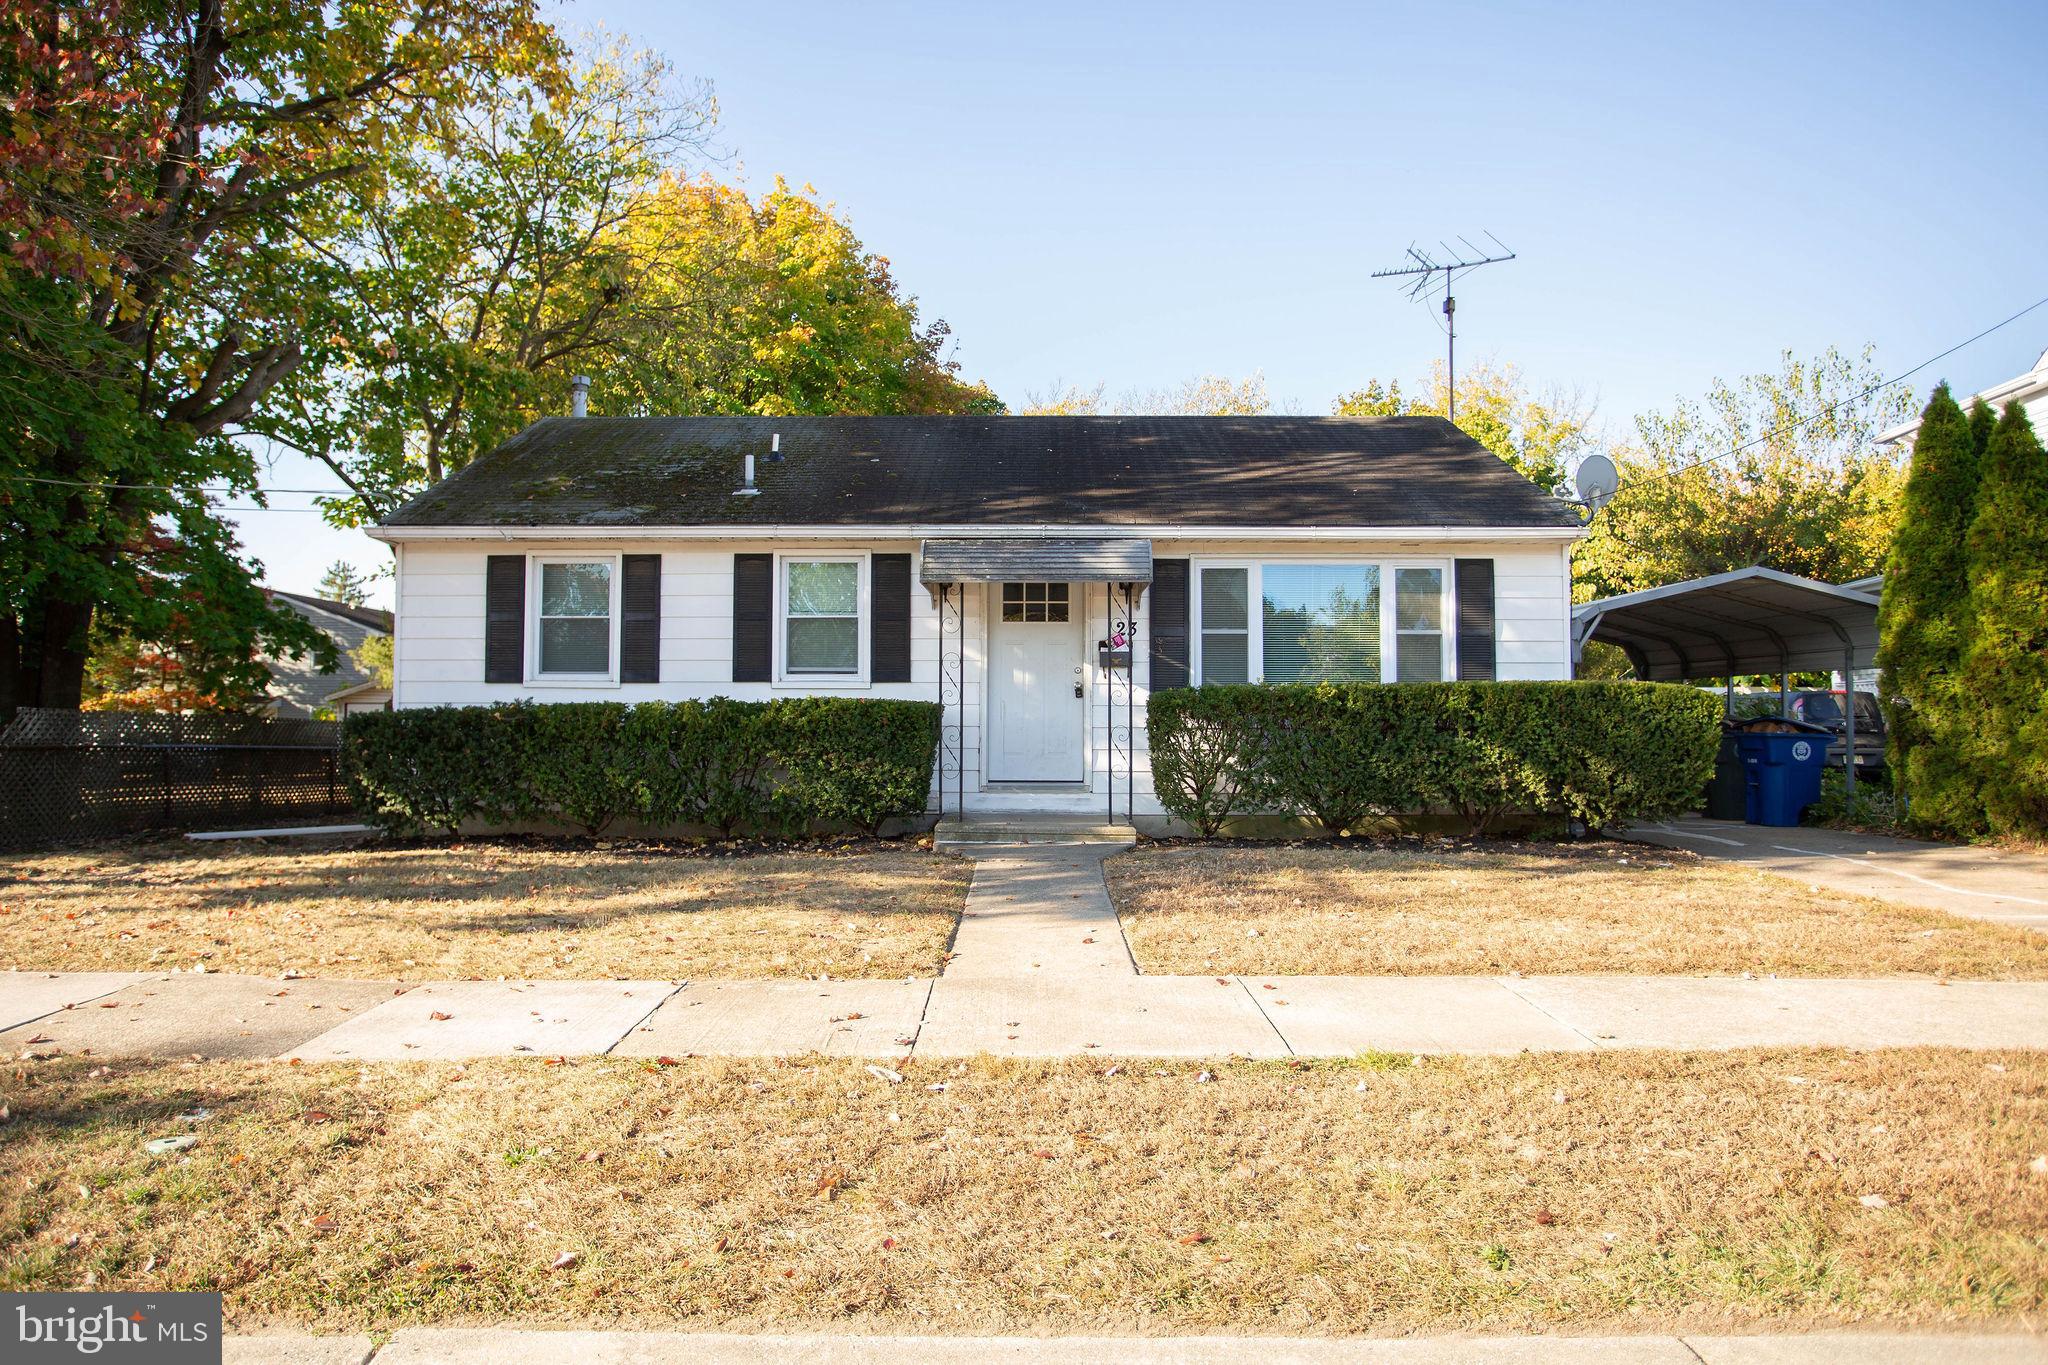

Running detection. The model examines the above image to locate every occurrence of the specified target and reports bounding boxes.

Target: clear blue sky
[228,0,2048,606]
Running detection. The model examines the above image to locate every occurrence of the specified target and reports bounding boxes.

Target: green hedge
[342,698,940,838]
[1148,681,1721,837]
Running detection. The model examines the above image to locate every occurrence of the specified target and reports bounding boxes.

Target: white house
[368,413,1586,829]
[1878,345,2048,447]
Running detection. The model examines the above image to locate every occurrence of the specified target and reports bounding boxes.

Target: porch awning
[1572,566,1880,680]
[917,537,1153,586]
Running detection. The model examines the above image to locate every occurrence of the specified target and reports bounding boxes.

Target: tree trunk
[0,612,17,722]
[31,592,92,711]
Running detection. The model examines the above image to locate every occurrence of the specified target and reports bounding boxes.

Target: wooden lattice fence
[0,709,349,851]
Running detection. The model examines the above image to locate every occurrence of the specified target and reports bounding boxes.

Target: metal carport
[1571,567,1882,795]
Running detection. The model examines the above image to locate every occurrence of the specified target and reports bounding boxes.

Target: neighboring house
[263,590,394,719]
[368,414,1585,827]
[1878,345,2048,446]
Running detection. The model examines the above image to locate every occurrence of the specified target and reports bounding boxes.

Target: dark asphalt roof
[380,415,1582,531]
[267,590,394,634]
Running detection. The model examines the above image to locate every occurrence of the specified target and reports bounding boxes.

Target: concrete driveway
[1629,816,2048,931]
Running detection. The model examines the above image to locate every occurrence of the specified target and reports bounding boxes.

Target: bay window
[1191,560,1451,686]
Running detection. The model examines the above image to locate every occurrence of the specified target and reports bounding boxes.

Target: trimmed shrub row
[342,698,941,837]
[1148,681,1722,837]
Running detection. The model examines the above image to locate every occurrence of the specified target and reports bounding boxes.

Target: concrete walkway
[1630,816,2048,930]
[226,1328,2048,1364]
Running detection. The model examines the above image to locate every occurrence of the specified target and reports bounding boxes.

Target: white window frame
[774,551,871,688]
[527,552,622,686]
[1189,556,1455,686]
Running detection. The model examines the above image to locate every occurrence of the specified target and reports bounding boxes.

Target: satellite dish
[1572,452,1620,514]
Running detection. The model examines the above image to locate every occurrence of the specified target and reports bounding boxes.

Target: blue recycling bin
[1733,728,1832,826]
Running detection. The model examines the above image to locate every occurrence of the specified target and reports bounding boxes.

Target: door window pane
[1394,567,1444,682]
[537,561,611,674]
[1198,567,1249,684]
[1001,582,1069,623]
[785,560,859,673]
[1262,563,1380,683]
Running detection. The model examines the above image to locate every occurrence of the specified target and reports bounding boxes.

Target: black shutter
[732,553,772,682]
[620,554,661,683]
[1454,557,1496,681]
[871,553,912,683]
[484,554,525,684]
[1150,557,1190,690]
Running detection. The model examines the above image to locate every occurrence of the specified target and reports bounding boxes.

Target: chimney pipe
[735,433,775,496]
[570,375,590,418]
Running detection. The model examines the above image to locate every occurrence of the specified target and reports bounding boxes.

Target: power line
[0,471,352,495]
[1617,292,2048,495]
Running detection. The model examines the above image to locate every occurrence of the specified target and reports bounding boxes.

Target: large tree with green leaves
[269,38,717,518]
[1020,372,1271,416]
[1874,383,1982,829]
[1574,347,1913,604]
[290,69,1000,529]
[1334,360,1590,494]
[1955,401,2048,837]
[0,0,559,716]
[597,177,1003,423]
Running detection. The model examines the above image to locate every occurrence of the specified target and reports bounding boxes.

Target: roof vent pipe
[769,432,783,462]
[569,375,590,418]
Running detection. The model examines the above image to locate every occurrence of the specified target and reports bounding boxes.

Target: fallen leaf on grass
[1859,1193,1890,1209]
[866,1065,903,1084]
[1533,1209,1557,1226]
[1176,1232,1210,1246]
[550,1251,579,1270]
[303,1214,337,1234]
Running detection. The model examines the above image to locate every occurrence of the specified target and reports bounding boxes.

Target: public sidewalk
[8,837,2048,1061]
[226,1327,2048,1364]
[1629,816,2048,930]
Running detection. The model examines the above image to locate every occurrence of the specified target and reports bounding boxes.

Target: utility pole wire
[1614,292,2048,497]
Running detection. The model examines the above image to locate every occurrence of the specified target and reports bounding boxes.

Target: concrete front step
[934,817,1136,848]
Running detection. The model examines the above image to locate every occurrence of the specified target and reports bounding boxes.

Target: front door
[989,582,1084,782]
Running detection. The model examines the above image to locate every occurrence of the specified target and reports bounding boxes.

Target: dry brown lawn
[1,1050,2042,1334]
[1109,842,2048,979]
[0,840,965,980]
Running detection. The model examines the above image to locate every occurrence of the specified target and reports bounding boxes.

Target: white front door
[989,582,1085,782]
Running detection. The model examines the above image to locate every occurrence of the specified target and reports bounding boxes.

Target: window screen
[1393,566,1444,682]
[1198,567,1249,684]
[786,560,859,673]
[538,561,611,674]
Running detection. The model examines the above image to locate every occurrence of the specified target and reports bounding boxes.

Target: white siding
[391,534,1576,818]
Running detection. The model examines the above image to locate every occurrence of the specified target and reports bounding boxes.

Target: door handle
[1073,683,1084,698]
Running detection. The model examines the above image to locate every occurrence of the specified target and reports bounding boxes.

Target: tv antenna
[1370,234,1516,421]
